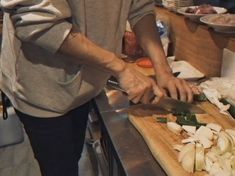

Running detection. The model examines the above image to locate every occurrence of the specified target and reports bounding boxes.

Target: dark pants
[15,102,90,176]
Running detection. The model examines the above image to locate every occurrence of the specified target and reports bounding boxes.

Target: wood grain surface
[129,101,235,176]
[155,7,235,77]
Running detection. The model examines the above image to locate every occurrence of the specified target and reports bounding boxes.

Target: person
[0,0,197,176]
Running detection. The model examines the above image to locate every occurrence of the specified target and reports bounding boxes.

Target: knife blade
[115,97,205,117]
[156,96,205,114]
[106,78,206,114]
[116,104,170,116]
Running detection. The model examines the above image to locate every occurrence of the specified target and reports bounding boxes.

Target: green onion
[156,117,168,123]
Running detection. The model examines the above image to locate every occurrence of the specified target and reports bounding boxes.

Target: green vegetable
[156,112,206,128]
[220,98,235,118]
[194,93,207,102]
[174,112,206,128]
[156,117,168,123]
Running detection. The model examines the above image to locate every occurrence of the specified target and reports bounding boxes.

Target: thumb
[151,84,164,103]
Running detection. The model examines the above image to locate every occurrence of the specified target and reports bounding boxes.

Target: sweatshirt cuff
[129,11,155,29]
[128,0,155,29]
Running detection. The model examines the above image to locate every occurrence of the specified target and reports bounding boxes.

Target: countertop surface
[94,89,166,176]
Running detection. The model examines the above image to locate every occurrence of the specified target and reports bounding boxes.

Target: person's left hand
[155,71,199,102]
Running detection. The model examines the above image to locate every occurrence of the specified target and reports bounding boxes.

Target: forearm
[133,15,196,101]
[133,14,172,75]
[59,30,126,77]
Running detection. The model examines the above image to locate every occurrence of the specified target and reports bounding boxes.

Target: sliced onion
[167,122,182,134]
[195,143,205,171]
[173,144,184,152]
[206,123,222,133]
[182,125,196,134]
[181,144,195,173]
[195,126,213,140]
[178,143,195,162]
[217,132,231,154]
[205,155,213,172]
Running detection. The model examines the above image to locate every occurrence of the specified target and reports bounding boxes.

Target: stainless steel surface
[94,90,167,176]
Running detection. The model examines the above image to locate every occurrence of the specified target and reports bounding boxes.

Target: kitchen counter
[90,6,235,176]
[92,90,166,176]
[155,6,235,77]
[92,85,235,176]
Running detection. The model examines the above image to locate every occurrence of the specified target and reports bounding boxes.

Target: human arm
[60,30,164,104]
[1,0,163,104]
[131,14,194,102]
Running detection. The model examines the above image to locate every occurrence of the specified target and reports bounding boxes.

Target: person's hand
[116,65,164,104]
[155,71,199,102]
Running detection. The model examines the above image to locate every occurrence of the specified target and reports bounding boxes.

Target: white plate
[200,14,235,33]
[170,61,205,80]
[177,6,227,21]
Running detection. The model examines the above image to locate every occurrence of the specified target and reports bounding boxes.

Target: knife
[106,78,205,115]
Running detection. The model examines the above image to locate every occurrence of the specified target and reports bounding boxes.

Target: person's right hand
[116,65,164,104]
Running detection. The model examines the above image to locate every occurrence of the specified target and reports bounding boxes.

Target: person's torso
[0,0,133,117]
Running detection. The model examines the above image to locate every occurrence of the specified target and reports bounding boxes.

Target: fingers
[182,80,193,102]
[165,78,193,102]
[127,79,151,104]
[174,80,187,102]
[123,74,197,104]
[151,83,164,103]
[128,79,164,104]
[129,94,142,104]
[190,84,202,95]
[140,86,154,104]
[167,81,178,100]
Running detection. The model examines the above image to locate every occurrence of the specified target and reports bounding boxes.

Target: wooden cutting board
[129,101,235,176]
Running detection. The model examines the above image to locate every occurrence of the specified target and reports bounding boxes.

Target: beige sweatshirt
[0,0,155,117]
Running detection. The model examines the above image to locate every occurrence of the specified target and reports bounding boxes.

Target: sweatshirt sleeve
[128,0,155,28]
[1,0,73,53]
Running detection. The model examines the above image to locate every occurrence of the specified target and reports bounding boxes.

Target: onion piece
[182,125,196,134]
[167,122,182,134]
[206,123,222,133]
[231,156,235,170]
[213,169,231,176]
[195,143,205,171]
[178,143,195,162]
[181,144,195,173]
[221,152,232,159]
[221,131,235,149]
[205,155,213,172]
[196,136,213,149]
[217,132,232,154]
[225,129,235,137]
[181,137,197,144]
[195,126,213,140]
[173,144,184,152]
[225,129,235,144]
[217,155,232,172]
[209,162,221,176]
[206,150,218,162]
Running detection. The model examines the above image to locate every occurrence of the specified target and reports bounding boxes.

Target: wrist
[107,54,128,77]
[149,54,172,76]
[154,64,173,76]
